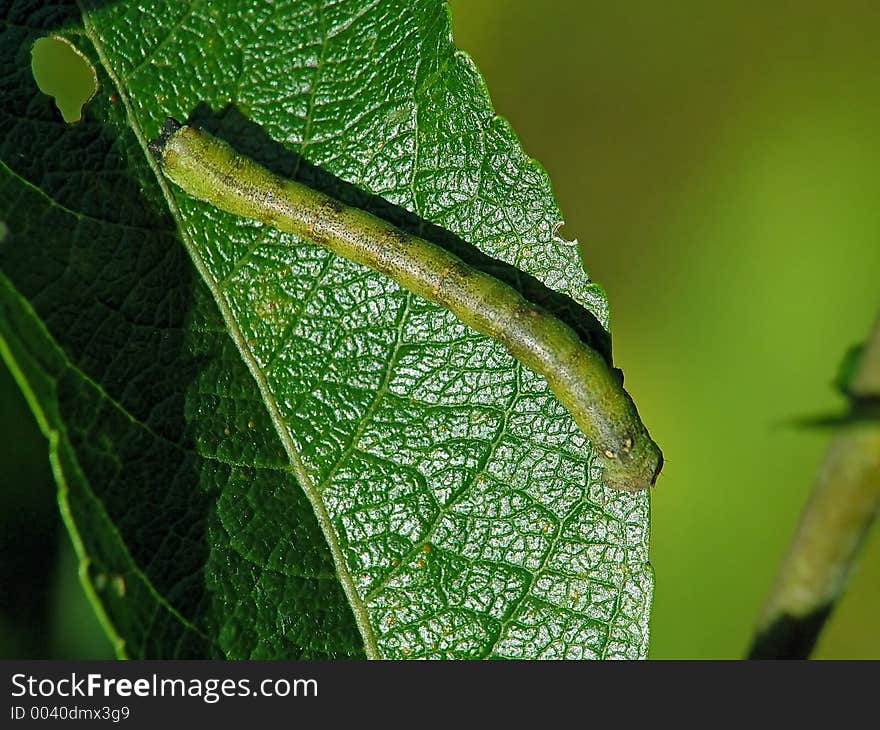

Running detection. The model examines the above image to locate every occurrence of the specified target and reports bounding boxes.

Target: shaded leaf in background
[0,0,651,658]
[0,351,60,658]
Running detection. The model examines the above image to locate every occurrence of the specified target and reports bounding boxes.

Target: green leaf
[0,0,652,659]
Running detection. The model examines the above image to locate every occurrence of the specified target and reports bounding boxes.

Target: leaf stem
[748,314,880,659]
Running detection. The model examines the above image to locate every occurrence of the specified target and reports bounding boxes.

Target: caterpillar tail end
[147,117,184,162]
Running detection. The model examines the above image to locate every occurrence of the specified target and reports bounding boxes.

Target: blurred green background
[7,1,879,659]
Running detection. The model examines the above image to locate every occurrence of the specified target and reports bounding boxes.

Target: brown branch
[748,315,880,659]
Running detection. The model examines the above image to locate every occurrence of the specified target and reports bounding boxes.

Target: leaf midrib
[78,6,381,659]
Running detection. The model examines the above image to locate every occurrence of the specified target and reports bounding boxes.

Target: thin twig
[748,314,880,659]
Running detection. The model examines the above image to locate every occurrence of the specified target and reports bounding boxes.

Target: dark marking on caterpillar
[321,197,346,215]
[150,119,663,491]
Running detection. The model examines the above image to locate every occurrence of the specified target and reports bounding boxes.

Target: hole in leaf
[30,36,98,123]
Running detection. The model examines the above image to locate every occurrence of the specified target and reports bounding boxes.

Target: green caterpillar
[149,119,663,492]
